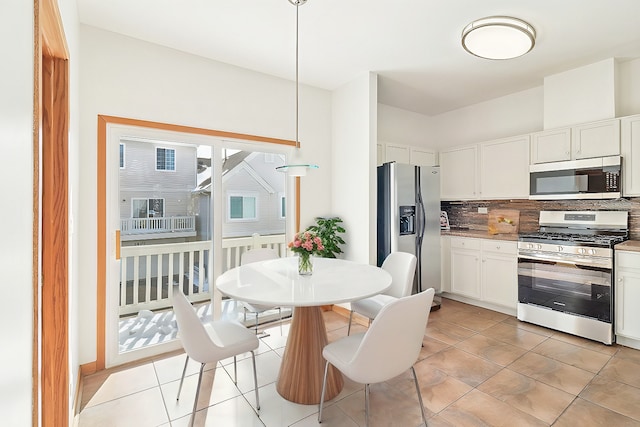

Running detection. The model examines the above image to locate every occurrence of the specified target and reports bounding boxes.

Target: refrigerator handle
[415,167,426,293]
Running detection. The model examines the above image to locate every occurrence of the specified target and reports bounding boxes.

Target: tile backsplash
[441,198,640,240]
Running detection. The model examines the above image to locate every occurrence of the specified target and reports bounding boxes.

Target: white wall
[0,2,35,425]
[77,25,332,364]
[331,73,377,264]
[378,86,544,151]
[377,104,432,147]
[618,57,640,116]
[379,58,640,154]
[544,58,617,129]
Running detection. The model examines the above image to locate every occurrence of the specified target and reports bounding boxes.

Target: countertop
[615,240,640,253]
[441,228,520,241]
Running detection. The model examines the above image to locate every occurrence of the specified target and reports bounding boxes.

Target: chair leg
[251,350,260,410]
[317,360,330,423]
[176,355,189,401]
[364,383,370,427]
[411,366,428,426]
[254,312,259,334]
[233,355,237,384]
[347,310,354,336]
[189,363,206,427]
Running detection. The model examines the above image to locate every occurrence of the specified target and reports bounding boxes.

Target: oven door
[517,251,612,322]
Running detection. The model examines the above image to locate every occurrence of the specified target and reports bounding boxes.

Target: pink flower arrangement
[288,231,324,256]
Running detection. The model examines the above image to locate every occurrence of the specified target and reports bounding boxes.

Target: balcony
[120,216,196,241]
[119,233,287,316]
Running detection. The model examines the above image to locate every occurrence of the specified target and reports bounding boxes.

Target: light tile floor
[78,298,640,426]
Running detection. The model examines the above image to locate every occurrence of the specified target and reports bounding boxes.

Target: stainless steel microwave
[529,156,621,200]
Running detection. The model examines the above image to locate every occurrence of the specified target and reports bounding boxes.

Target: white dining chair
[347,251,417,335]
[318,288,435,426]
[240,247,282,334]
[172,287,260,427]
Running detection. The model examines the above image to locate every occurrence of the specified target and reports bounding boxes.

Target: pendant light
[276,0,319,177]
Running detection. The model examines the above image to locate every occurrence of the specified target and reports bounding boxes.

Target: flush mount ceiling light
[461,16,536,60]
[276,0,319,177]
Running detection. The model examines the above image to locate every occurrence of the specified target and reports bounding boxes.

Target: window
[132,198,165,218]
[228,194,257,220]
[279,194,286,219]
[156,147,176,171]
[119,143,125,169]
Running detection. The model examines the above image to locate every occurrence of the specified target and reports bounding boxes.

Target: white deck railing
[120,216,196,235]
[119,233,286,315]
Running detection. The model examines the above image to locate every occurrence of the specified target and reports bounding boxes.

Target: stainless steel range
[517,210,628,344]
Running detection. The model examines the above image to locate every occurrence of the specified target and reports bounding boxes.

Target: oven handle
[517,252,612,269]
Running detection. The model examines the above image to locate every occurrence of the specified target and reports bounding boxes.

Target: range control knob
[536,244,543,250]
[558,246,564,252]
[578,248,586,254]
[589,249,596,255]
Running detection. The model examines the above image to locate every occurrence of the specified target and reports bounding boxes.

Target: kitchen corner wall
[442,198,640,239]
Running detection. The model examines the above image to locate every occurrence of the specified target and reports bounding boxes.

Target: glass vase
[298,253,313,275]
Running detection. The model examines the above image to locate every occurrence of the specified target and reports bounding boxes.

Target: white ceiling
[76,0,640,116]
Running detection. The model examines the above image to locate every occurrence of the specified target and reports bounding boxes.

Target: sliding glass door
[104,122,291,367]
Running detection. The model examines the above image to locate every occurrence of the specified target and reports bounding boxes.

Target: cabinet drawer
[481,240,517,255]
[451,237,481,250]
[617,251,640,270]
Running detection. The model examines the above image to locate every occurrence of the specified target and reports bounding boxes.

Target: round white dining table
[216,256,392,404]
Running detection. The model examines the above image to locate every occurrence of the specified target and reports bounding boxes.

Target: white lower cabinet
[451,237,481,299]
[480,240,518,308]
[615,251,640,343]
[447,236,517,311]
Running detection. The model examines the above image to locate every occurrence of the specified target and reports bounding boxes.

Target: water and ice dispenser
[399,205,416,235]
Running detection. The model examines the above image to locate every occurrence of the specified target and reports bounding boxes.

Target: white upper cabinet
[440,145,478,200]
[480,135,530,199]
[376,143,385,166]
[384,143,411,164]
[571,118,620,159]
[621,114,640,196]
[410,147,438,166]
[530,118,620,164]
[378,143,437,167]
[530,128,571,164]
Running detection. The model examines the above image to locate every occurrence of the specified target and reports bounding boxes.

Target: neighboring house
[193,150,287,239]
[119,138,198,242]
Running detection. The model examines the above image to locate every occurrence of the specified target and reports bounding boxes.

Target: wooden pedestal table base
[276,306,344,404]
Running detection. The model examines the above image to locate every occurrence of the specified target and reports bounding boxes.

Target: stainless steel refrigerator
[377,162,441,301]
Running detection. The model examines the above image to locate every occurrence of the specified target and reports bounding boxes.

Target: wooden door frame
[95,115,299,370]
[35,0,69,426]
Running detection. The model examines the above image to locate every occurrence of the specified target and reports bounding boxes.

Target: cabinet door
[410,147,437,166]
[615,251,640,340]
[441,236,451,293]
[440,145,477,200]
[572,118,620,159]
[481,253,517,309]
[621,114,640,197]
[616,270,640,340]
[451,248,480,298]
[385,143,411,164]
[530,128,571,164]
[480,135,529,199]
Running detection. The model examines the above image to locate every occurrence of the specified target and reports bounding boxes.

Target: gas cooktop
[518,232,627,248]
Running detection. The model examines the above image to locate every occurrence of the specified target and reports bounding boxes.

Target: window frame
[119,143,125,169]
[155,146,176,172]
[131,197,165,218]
[227,191,258,222]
